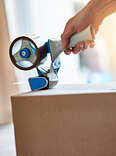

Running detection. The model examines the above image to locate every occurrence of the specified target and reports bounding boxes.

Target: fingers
[61,37,69,51]
[89,40,95,48]
[61,28,73,50]
[64,49,72,55]
[72,41,88,54]
[72,43,81,54]
[84,41,89,49]
[61,20,75,50]
[64,40,95,55]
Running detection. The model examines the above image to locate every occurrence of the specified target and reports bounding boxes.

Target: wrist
[84,0,116,32]
[82,0,102,32]
[88,0,116,24]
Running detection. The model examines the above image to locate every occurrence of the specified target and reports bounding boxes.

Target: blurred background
[1,0,116,123]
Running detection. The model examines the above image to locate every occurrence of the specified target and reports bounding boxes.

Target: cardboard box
[11,83,116,156]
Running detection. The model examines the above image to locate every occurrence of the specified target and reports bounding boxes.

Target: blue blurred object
[29,77,48,91]
[88,72,112,83]
[19,48,31,58]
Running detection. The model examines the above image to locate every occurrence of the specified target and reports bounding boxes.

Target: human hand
[61,5,99,55]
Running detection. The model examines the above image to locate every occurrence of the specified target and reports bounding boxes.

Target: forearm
[93,0,116,18]
[85,0,116,26]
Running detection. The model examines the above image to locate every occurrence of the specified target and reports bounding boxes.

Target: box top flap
[13,83,116,97]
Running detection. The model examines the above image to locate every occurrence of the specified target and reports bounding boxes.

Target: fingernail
[73,50,78,54]
[65,52,71,55]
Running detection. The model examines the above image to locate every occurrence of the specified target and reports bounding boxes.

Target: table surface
[0,124,16,156]
[15,83,116,97]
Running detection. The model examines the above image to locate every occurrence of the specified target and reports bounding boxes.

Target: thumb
[61,26,75,50]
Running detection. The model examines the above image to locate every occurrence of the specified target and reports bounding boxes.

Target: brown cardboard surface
[12,84,116,156]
